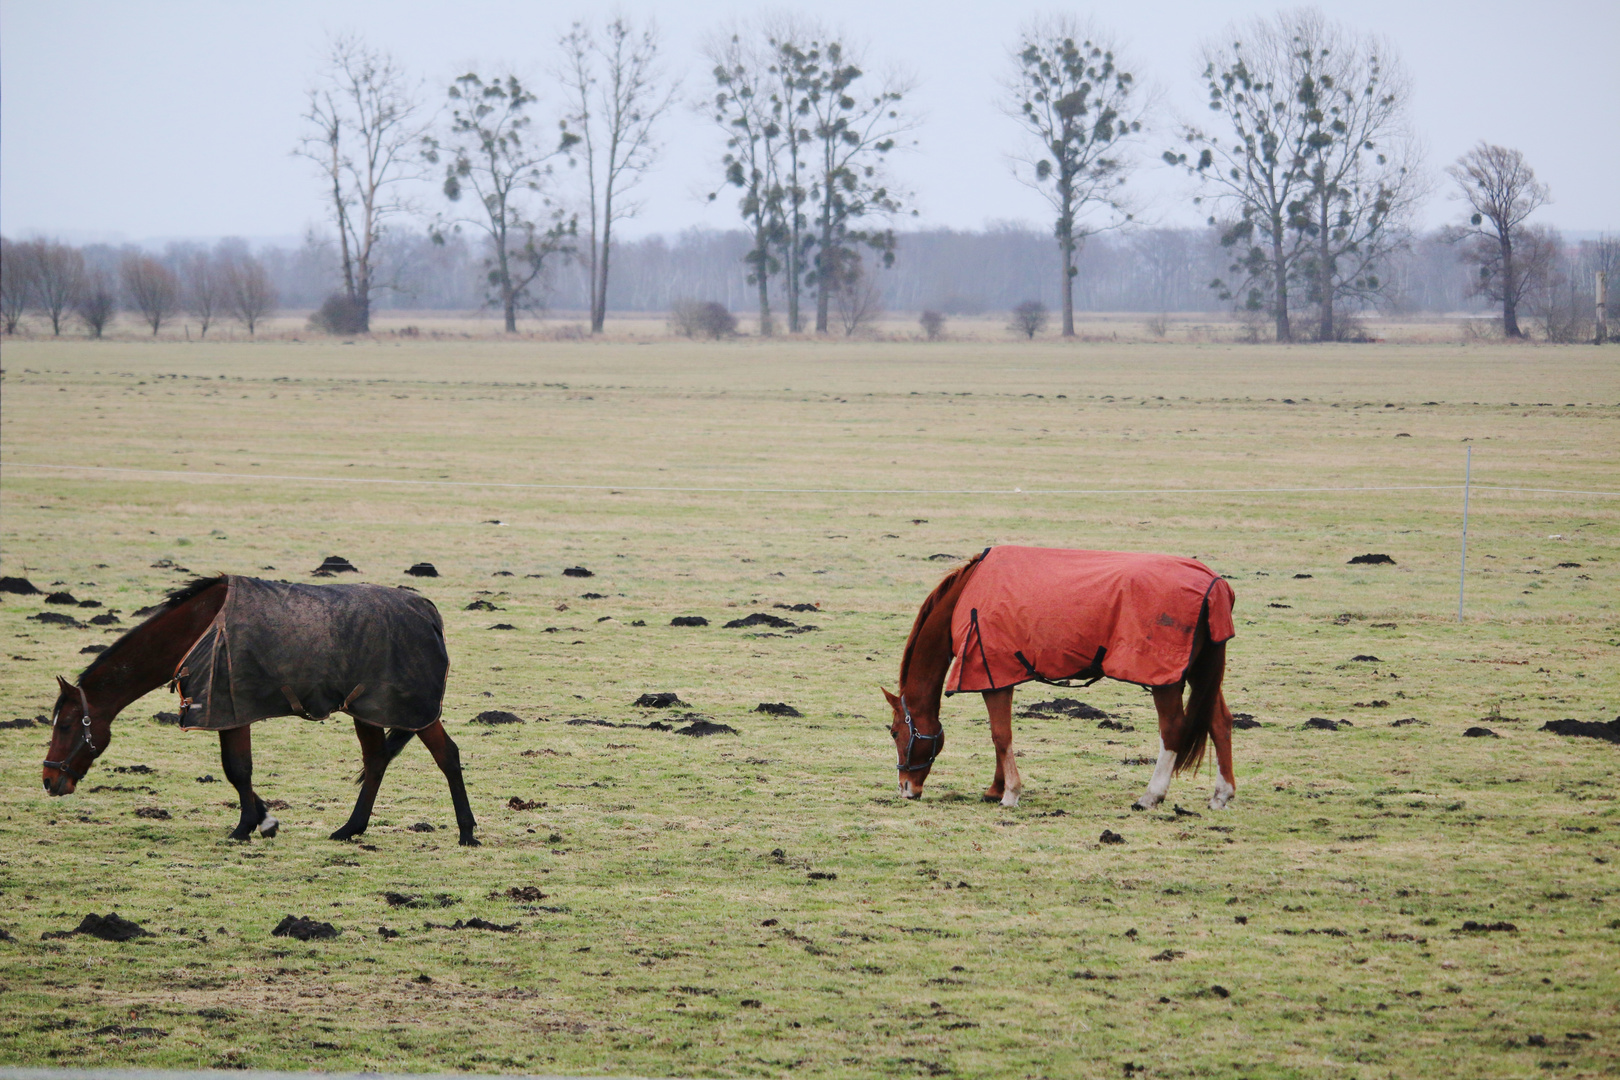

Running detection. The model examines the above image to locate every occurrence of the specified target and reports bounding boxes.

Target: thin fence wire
[2,461,1618,498]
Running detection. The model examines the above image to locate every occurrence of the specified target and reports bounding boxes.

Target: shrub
[919,310,946,341]
[1010,300,1048,339]
[309,292,367,335]
[668,299,737,340]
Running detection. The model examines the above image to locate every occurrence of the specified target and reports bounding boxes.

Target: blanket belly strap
[280,685,327,721]
[1014,645,1108,689]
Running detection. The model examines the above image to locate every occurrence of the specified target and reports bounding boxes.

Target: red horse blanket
[174,576,449,731]
[945,547,1235,693]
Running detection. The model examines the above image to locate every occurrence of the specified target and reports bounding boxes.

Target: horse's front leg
[1136,684,1185,811]
[1208,691,1237,810]
[981,688,1020,808]
[219,726,276,839]
[416,719,479,847]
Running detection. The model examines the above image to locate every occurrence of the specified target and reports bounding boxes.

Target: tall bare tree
[1445,143,1550,338]
[298,34,428,333]
[30,241,86,336]
[121,254,180,335]
[706,29,786,335]
[560,17,676,334]
[427,72,577,332]
[222,252,277,336]
[797,35,913,334]
[1008,17,1145,338]
[1,237,36,334]
[764,21,820,332]
[181,249,223,338]
[77,269,117,338]
[1167,13,1327,341]
[1283,14,1424,341]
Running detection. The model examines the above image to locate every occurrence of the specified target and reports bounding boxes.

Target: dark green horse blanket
[174,576,448,731]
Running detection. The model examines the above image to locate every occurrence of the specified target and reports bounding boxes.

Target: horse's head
[883,687,942,800]
[42,676,109,796]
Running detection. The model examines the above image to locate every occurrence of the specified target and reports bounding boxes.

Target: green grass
[0,337,1616,1078]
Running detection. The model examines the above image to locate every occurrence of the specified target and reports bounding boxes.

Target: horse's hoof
[329,827,358,841]
[981,791,1002,802]
[227,829,253,842]
[1133,796,1160,811]
[1000,793,1020,809]
[257,816,279,838]
[458,835,481,848]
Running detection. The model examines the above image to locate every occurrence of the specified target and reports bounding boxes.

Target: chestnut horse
[883,547,1237,811]
[41,576,479,845]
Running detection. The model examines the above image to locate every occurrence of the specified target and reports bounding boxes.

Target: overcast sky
[2,0,1615,247]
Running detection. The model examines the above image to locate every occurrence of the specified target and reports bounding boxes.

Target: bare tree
[29,241,86,336]
[919,310,946,340]
[560,17,677,334]
[1008,17,1146,337]
[222,252,277,336]
[1,237,36,334]
[427,72,577,332]
[77,269,117,338]
[181,249,223,337]
[764,18,820,332]
[706,28,786,335]
[1167,13,1324,341]
[1011,299,1049,338]
[828,249,883,336]
[121,254,181,335]
[297,34,429,333]
[1445,143,1551,338]
[799,35,913,334]
[1283,13,1425,341]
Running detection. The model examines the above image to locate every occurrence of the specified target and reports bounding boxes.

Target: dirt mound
[29,611,82,626]
[670,616,708,627]
[755,702,802,717]
[1539,717,1620,744]
[314,556,359,574]
[1293,573,1313,579]
[465,599,503,611]
[427,917,518,933]
[1098,718,1136,732]
[152,712,181,725]
[1456,920,1517,933]
[469,710,524,725]
[1020,698,1112,719]
[1463,726,1499,738]
[1099,830,1125,845]
[1350,654,1381,662]
[272,915,339,941]
[725,612,797,629]
[506,796,544,811]
[79,645,107,655]
[45,591,78,604]
[493,886,548,902]
[1232,713,1262,730]
[88,613,121,625]
[1347,553,1395,565]
[0,716,46,728]
[774,603,819,612]
[409,822,436,832]
[405,562,439,577]
[1390,717,1424,727]
[1303,717,1350,731]
[676,720,738,737]
[580,592,606,599]
[635,692,683,708]
[42,912,152,941]
[385,892,457,909]
[134,807,171,820]
[488,623,516,631]
[562,566,594,578]
[928,553,962,561]
[0,576,42,595]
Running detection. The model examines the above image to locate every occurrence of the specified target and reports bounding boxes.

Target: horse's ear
[880,686,901,708]
[56,675,73,693]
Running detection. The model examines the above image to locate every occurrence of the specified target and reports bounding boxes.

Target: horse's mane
[898,559,978,687]
[79,575,226,680]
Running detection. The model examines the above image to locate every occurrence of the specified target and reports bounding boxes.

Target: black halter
[42,684,98,782]
[896,694,943,771]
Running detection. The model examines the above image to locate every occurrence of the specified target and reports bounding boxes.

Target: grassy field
[0,336,1616,1079]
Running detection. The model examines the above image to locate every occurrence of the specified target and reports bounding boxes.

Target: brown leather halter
[42,684,99,782]
[895,693,943,771]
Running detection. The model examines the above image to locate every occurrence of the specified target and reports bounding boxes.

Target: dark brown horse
[41,575,479,845]
[883,546,1238,811]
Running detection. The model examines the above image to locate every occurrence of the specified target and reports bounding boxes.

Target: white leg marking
[258,815,280,837]
[1135,741,1177,810]
[1208,779,1235,810]
[998,745,1022,808]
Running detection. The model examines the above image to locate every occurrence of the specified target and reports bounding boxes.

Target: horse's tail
[353,726,419,784]
[1173,631,1226,776]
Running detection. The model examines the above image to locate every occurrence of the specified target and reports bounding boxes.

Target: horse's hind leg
[331,720,414,841]
[1208,691,1237,810]
[416,720,479,847]
[982,689,1021,808]
[219,726,276,840]
[1135,685,1185,811]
